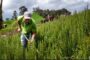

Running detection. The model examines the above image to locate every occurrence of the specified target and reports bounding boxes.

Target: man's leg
[21,34,28,48]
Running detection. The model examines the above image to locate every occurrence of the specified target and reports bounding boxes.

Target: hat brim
[24,16,31,19]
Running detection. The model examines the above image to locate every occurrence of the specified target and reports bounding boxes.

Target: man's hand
[28,39,34,46]
[30,39,34,43]
[17,28,21,32]
[28,40,31,44]
[28,33,36,47]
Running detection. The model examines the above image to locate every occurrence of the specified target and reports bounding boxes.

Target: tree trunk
[0,0,3,29]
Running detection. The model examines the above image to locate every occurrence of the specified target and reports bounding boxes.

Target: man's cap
[24,11,32,19]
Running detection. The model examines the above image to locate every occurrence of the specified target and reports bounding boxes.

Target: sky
[2,0,90,20]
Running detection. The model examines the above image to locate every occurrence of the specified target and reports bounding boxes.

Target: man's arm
[31,33,36,42]
[17,20,22,32]
[17,20,21,29]
[17,16,23,32]
[31,20,36,42]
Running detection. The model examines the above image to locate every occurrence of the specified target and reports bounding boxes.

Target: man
[17,11,36,48]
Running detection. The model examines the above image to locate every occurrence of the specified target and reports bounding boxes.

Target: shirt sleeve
[17,16,23,24]
[31,19,36,33]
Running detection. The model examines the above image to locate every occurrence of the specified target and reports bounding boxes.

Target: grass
[0,10,90,60]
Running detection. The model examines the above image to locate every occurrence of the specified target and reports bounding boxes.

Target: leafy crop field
[0,10,90,60]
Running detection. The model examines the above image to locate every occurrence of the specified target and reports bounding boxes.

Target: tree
[74,10,77,14]
[6,18,9,21]
[12,10,17,20]
[19,6,27,15]
[0,0,3,29]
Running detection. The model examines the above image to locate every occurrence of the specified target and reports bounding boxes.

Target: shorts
[21,33,31,48]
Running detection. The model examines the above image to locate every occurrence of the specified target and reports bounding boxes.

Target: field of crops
[0,10,90,60]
